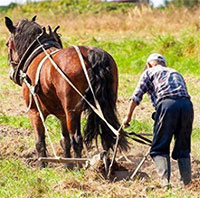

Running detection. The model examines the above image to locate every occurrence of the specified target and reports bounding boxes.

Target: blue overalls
[150,96,194,160]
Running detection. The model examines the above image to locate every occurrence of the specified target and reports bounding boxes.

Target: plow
[37,132,152,180]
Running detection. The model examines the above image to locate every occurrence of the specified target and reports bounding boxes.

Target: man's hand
[123,116,131,128]
[123,100,138,128]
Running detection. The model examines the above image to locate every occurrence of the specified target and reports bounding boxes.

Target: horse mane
[14,19,54,59]
[14,19,42,59]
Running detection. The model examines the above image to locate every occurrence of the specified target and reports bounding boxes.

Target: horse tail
[82,48,129,152]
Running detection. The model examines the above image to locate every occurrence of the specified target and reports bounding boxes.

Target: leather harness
[10,28,62,86]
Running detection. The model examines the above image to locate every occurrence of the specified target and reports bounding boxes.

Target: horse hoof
[75,163,83,170]
[64,163,74,170]
[64,163,82,170]
[37,161,47,168]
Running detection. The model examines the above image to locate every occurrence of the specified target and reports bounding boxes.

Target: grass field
[1,1,200,197]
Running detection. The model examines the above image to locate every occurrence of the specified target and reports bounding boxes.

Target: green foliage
[45,115,61,141]
[2,35,200,76]
[0,113,87,142]
[171,0,200,7]
[4,0,135,15]
[149,33,200,75]
[191,127,200,158]
[0,3,18,13]
[87,38,152,74]
[192,127,200,140]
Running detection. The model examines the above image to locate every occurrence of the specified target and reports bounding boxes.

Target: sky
[0,0,166,7]
[0,0,41,6]
[150,0,166,7]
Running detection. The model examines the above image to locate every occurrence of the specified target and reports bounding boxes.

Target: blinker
[9,41,14,50]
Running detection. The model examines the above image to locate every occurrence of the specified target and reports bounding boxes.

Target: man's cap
[147,53,166,64]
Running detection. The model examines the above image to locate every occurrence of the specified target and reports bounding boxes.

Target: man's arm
[123,100,138,127]
[123,70,149,127]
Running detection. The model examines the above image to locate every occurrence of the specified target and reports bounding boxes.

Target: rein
[125,131,152,146]
[124,133,152,146]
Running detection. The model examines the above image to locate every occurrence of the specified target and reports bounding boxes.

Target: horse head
[48,25,63,49]
[5,16,43,80]
[5,16,42,64]
[5,16,63,83]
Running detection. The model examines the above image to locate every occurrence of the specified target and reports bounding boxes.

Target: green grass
[191,127,200,158]
[1,31,200,75]
[126,120,152,134]
[0,114,32,129]
[0,113,88,145]
[62,34,200,75]
[0,159,86,198]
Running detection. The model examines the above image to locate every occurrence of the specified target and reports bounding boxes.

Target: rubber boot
[153,155,171,188]
[178,157,191,185]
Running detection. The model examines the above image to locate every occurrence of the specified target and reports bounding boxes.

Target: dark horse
[5,16,129,166]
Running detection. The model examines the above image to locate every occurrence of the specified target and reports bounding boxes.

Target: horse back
[23,46,118,115]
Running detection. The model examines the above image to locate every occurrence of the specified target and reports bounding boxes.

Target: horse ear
[31,15,37,22]
[54,25,60,33]
[42,27,46,33]
[5,17,16,34]
[48,25,52,35]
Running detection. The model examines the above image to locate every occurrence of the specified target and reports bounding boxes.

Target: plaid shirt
[130,65,190,107]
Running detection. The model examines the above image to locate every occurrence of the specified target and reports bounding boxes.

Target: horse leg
[101,137,110,152]
[66,111,83,158]
[59,117,74,169]
[59,117,71,158]
[28,110,47,168]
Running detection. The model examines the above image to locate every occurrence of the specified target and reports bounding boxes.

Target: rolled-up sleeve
[130,71,150,105]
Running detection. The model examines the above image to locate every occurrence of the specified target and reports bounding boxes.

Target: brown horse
[5,16,129,167]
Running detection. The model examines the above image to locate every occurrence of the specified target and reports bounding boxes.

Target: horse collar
[11,30,62,86]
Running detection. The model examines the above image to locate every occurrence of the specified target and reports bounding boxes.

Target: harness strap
[12,27,62,86]
[24,42,59,73]
[35,49,60,87]
[73,45,121,137]
[72,45,103,115]
[36,40,120,137]
[20,71,58,158]
[26,49,60,112]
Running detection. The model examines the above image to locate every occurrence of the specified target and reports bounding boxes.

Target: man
[123,53,193,187]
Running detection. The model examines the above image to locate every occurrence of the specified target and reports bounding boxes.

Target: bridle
[7,37,19,68]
